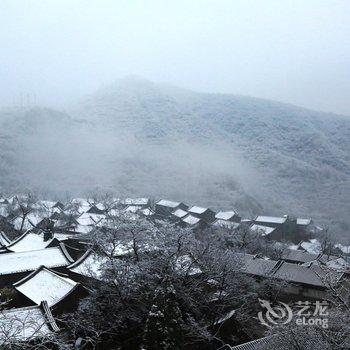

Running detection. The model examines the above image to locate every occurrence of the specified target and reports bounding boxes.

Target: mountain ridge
[1,78,349,237]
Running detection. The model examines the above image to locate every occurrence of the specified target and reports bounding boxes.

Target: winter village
[0,194,349,349]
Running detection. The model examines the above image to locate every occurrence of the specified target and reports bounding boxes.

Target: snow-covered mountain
[1,78,349,237]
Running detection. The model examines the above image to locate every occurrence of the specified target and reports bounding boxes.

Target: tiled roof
[0,245,74,275]
[14,266,78,307]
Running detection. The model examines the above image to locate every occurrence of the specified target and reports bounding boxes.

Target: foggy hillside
[1,78,349,236]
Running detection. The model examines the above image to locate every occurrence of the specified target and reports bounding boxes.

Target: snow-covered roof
[172,208,188,218]
[71,198,91,212]
[188,206,208,215]
[68,250,108,280]
[326,257,350,271]
[0,303,57,343]
[215,211,238,220]
[297,218,312,226]
[156,199,181,208]
[10,214,42,231]
[6,231,55,253]
[273,263,342,288]
[281,249,319,264]
[255,216,287,224]
[39,200,56,208]
[14,267,78,307]
[0,245,74,275]
[122,198,149,206]
[335,244,350,255]
[299,239,322,254]
[182,214,201,226]
[75,224,94,234]
[140,208,154,216]
[250,224,276,236]
[77,212,104,226]
[124,205,142,213]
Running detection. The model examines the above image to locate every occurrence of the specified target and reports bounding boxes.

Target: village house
[68,249,109,283]
[170,208,189,223]
[215,210,241,223]
[252,215,312,242]
[0,301,59,345]
[0,244,74,288]
[124,205,143,213]
[13,266,89,315]
[52,201,65,211]
[181,214,202,227]
[250,223,278,238]
[235,253,346,301]
[280,249,321,264]
[120,198,150,208]
[188,206,216,223]
[5,231,59,253]
[86,204,106,215]
[155,199,189,217]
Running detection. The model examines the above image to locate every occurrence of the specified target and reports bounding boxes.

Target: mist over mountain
[1,78,349,237]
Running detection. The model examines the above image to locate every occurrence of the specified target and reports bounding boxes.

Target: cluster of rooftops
[0,196,342,345]
[0,196,315,239]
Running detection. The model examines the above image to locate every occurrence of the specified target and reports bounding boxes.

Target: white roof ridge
[67,249,93,269]
[14,265,77,288]
[14,267,81,307]
[6,230,31,248]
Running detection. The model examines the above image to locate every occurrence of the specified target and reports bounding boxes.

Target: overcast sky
[0,0,349,115]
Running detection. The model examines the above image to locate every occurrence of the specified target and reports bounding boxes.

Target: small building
[281,249,320,265]
[253,215,287,228]
[296,218,313,234]
[124,205,143,213]
[6,231,59,253]
[181,214,202,227]
[0,302,59,344]
[235,252,345,300]
[75,212,105,233]
[272,261,344,300]
[215,210,241,223]
[188,206,216,223]
[52,201,65,211]
[139,207,155,219]
[252,215,310,242]
[170,208,188,223]
[236,253,280,278]
[86,205,106,215]
[180,214,208,231]
[120,198,150,208]
[68,249,109,283]
[13,266,89,314]
[155,200,188,217]
[250,224,277,238]
[0,244,74,288]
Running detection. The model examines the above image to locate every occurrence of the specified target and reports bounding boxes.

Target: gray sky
[0,0,349,115]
